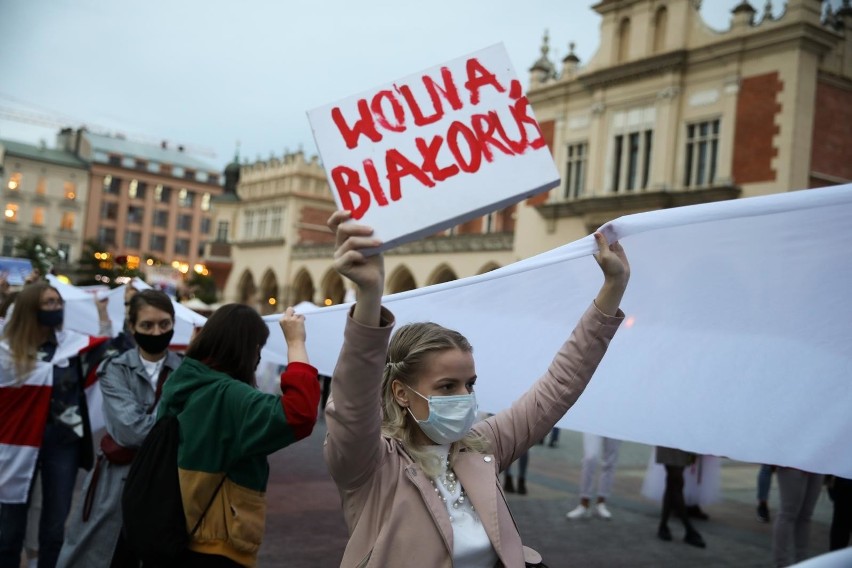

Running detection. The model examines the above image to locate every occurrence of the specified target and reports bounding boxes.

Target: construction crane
[0,95,218,159]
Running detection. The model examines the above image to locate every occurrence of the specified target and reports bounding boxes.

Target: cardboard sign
[308,43,560,252]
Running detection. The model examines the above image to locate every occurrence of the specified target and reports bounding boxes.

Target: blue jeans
[0,425,80,568]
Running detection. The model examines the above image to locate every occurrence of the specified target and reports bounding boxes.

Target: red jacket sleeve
[279,362,321,440]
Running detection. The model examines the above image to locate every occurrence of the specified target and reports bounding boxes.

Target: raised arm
[95,295,114,337]
[323,211,395,490]
[280,306,309,365]
[478,231,630,468]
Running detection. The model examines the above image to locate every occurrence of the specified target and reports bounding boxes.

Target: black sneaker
[757,502,770,523]
[686,505,710,520]
[684,529,706,549]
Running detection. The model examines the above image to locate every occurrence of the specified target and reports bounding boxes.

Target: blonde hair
[382,322,490,478]
[2,282,56,380]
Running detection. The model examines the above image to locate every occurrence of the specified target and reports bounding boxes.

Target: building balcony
[206,241,232,259]
[291,231,514,260]
[536,184,741,223]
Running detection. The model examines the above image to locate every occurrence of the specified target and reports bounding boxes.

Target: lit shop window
[32,207,45,226]
[60,211,75,231]
[4,203,19,222]
[7,173,22,191]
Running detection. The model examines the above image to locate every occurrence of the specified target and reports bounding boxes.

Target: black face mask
[37,309,64,328]
[134,329,174,355]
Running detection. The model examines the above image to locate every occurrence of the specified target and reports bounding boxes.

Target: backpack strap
[189,474,228,537]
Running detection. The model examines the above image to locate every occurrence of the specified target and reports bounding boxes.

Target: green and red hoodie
[157,357,319,567]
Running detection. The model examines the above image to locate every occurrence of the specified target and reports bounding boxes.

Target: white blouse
[423,445,499,568]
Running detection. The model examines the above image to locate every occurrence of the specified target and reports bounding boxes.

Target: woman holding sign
[324,210,629,567]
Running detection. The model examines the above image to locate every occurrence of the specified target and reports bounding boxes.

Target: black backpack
[121,414,225,566]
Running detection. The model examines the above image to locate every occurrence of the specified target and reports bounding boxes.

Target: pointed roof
[530,30,556,75]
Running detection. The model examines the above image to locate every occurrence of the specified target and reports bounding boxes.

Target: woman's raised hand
[592,232,630,317]
[328,210,385,326]
[280,306,309,364]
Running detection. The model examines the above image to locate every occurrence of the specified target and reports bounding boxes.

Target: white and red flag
[0,330,97,504]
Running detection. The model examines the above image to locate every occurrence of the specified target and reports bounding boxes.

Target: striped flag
[0,331,90,504]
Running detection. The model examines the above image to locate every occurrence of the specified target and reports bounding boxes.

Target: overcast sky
[0,1,819,171]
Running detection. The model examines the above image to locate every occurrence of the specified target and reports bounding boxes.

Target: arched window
[427,264,458,286]
[237,270,256,305]
[290,269,315,305]
[387,266,417,294]
[653,7,668,53]
[259,269,278,315]
[321,270,346,306]
[617,18,631,63]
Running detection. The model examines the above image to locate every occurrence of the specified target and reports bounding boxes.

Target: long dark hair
[185,304,269,386]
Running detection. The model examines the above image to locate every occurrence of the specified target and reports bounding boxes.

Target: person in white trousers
[566,433,622,520]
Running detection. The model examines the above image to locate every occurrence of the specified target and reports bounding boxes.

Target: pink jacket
[325,303,624,567]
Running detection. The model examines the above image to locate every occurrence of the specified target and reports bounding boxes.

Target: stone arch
[320,269,346,306]
[387,265,417,294]
[477,262,501,275]
[427,264,458,286]
[617,17,631,63]
[237,269,257,305]
[291,268,315,305]
[259,269,279,315]
[653,6,668,53]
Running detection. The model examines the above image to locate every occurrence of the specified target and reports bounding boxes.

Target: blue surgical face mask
[405,384,478,445]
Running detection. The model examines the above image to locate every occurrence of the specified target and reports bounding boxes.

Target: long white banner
[56,184,852,476]
[263,183,852,477]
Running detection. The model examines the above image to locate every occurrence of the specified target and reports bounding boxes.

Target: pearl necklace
[430,458,474,522]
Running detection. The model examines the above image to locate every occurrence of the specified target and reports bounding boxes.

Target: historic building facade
[520,0,852,258]
[213,0,852,308]
[0,139,90,264]
[56,128,222,272]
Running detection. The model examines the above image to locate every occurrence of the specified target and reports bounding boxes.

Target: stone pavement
[260,423,833,567]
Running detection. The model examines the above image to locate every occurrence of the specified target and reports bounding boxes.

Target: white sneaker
[566,504,591,520]
[595,502,612,520]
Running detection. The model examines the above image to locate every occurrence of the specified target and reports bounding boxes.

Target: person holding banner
[0,282,112,568]
[156,304,320,567]
[57,289,182,568]
[324,210,629,567]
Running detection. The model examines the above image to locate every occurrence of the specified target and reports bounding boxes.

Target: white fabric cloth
[48,276,204,346]
[267,183,852,476]
[56,183,852,476]
[422,445,498,568]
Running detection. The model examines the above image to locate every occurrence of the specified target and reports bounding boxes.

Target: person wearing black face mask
[0,282,113,568]
[58,289,182,568]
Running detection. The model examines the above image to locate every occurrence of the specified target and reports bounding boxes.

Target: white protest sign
[308,43,560,252]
